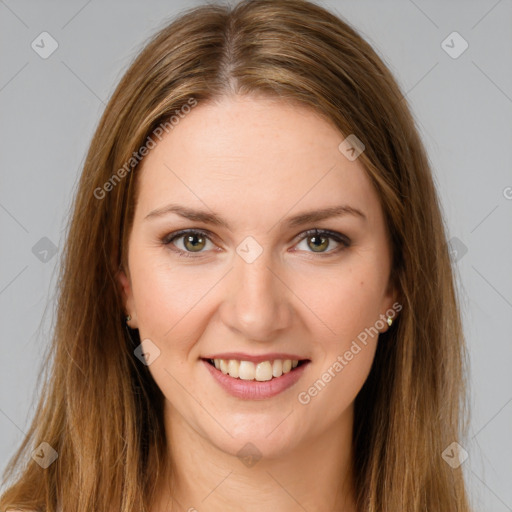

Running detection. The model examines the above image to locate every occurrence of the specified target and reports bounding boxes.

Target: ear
[116,267,138,329]
[379,278,401,333]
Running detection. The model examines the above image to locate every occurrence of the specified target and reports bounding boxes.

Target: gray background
[1,0,511,510]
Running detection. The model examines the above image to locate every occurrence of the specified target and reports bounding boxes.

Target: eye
[162,229,215,257]
[161,228,350,258]
[294,228,350,255]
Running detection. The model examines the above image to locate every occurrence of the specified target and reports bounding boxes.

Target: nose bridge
[223,248,291,340]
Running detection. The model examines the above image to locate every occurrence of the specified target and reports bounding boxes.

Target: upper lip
[202,352,310,363]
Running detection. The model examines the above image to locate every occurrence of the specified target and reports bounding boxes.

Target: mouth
[201,356,311,400]
[201,357,310,382]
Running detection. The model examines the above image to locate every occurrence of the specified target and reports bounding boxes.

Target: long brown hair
[0,0,472,510]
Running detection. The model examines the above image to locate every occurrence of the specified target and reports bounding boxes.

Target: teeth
[211,358,302,381]
[255,361,273,381]
[228,359,239,378]
[272,359,282,377]
[239,360,255,380]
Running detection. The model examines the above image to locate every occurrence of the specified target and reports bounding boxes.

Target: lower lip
[202,359,310,400]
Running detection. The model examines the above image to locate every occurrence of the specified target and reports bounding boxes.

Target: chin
[202,413,303,463]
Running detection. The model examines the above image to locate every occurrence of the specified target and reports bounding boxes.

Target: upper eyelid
[163,228,217,244]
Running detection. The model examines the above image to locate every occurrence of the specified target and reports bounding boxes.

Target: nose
[219,250,293,343]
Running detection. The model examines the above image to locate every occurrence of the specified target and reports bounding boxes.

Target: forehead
[134,95,381,228]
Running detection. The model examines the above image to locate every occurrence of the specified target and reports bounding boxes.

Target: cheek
[128,253,214,397]
[297,341,377,430]
[294,264,382,420]
[293,259,386,346]
[129,250,216,343]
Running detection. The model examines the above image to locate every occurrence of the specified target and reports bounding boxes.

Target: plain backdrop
[1,0,511,510]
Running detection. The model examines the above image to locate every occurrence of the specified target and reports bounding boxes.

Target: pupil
[309,235,328,252]
[185,234,205,252]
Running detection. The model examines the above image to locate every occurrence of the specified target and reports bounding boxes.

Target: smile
[207,358,305,381]
[201,357,311,400]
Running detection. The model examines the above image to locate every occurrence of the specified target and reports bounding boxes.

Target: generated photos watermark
[93,97,198,200]
[297,301,402,405]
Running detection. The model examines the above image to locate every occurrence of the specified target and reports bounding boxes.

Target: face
[118,94,397,459]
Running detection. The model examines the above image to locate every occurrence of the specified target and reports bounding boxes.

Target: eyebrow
[144,203,366,229]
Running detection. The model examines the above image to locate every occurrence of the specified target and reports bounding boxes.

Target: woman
[0,0,472,510]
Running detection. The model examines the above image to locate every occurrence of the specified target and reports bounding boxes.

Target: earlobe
[380,282,400,333]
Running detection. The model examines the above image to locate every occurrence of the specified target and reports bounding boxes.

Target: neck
[151,403,358,512]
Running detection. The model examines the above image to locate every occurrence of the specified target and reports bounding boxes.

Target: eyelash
[161,228,351,259]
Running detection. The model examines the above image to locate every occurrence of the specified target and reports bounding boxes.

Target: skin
[117,94,398,512]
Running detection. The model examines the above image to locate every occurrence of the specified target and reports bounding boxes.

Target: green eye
[163,229,213,256]
[306,233,330,252]
[162,228,350,258]
[296,228,350,254]
[181,232,207,252]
